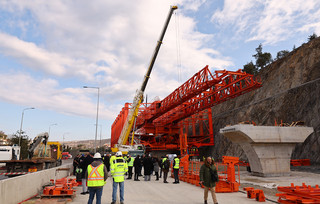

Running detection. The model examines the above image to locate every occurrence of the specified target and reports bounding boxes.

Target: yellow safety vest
[110,157,128,182]
[174,158,180,169]
[128,158,134,167]
[110,155,116,164]
[87,164,105,187]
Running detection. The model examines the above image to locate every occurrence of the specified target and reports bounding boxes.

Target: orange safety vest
[87,163,105,187]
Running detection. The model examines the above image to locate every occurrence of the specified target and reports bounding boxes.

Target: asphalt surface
[69,173,276,204]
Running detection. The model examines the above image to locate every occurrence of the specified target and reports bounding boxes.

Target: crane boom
[115,6,178,149]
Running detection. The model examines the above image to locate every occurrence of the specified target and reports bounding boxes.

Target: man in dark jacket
[103,153,110,172]
[200,157,219,204]
[133,155,142,181]
[143,154,153,181]
[161,155,170,183]
[80,152,94,194]
[85,153,108,204]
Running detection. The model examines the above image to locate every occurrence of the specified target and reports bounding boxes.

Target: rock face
[205,37,320,164]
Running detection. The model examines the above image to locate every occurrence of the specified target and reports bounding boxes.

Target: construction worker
[173,155,180,184]
[110,151,128,204]
[110,152,116,164]
[200,156,219,204]
[86,153,108,204]
[126,155,134,179]
[161,155,170,183]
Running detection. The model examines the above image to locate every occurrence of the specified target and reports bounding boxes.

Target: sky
[0,0,320,143]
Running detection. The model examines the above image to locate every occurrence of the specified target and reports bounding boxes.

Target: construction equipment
[243,187,266,202]
[42,177,78,198]
[112,66,262,155]
[0,132,62,176]
[177,155,241,193]
[277,183,320,203]
[111,5,178,155]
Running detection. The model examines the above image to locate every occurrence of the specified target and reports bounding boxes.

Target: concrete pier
[220,124,314,177]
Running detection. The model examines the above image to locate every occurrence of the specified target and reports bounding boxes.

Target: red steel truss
[111,65,261,152]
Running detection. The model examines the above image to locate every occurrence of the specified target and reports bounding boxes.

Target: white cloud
[211,0,320,45]
[0,72,116,120]
[0,0,233,123]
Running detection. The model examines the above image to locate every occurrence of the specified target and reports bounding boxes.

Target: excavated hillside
[205,37,320,164]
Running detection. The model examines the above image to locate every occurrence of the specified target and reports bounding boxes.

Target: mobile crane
[111,5,178,155]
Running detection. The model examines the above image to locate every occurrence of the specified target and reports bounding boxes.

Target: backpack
[163,160,170,169]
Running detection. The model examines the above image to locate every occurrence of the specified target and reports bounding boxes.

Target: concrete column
[220,124,313,177]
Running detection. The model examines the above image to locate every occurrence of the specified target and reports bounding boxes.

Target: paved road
[70,175,276,204]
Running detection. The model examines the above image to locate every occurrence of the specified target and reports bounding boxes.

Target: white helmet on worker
[116,151,122,156]
[93,153,102,159]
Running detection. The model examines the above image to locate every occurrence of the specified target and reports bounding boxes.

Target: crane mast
[115,6,178,151]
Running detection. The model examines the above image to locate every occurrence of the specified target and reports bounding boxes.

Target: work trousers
[88,187,103,204]
[155,171,159,180]
[112,181,124,202]
[128,166,133,178]
[163,171,168,182]
[204,186,218,204]
[173,169,179,183]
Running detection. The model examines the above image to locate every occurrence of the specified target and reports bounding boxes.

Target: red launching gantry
[112,65,261,155]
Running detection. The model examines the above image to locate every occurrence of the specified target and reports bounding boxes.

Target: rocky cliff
[205,37,320,164]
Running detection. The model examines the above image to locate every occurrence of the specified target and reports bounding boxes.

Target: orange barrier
[277,183,320,203]
[176,155,240,193]
[290,159,311,166]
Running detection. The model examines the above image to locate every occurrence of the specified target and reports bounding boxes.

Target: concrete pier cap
[220,124,314,177]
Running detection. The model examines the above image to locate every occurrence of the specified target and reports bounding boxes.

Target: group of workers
[73,152,218,204]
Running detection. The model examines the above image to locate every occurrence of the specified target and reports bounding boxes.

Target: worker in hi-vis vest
[110,151,128,204]
[126,155,134,179]
[85,152,108,204]
[173,155,180,184]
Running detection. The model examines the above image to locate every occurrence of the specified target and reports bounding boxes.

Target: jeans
[112,181,124,202]
[88,187,103,204]
[82,178,88,192]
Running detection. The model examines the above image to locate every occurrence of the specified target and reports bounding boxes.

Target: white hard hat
[116,151,122,156]
[93,153,102,159]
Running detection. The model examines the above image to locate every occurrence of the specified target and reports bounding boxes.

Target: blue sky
[0,0,319,142]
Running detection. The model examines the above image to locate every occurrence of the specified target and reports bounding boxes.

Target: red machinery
[111,65,261,154]
[277,183,320,203]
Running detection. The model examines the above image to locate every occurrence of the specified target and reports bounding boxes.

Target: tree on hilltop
[253,44,272,70]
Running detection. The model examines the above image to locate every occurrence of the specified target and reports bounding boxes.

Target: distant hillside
[204,37,320,164]
[63,138,111,149]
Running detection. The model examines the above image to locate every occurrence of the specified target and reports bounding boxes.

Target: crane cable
[175,10,182,83]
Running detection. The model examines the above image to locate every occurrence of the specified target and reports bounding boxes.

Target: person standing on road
[173,155,180,184]
[153,157,160,180]
[80,152,94,194]
[73,154,80,175]
[103,153,110,172]
[200,156,219,204]
[161,155,170,183]
[133,155,142,181]
[126,155,134,179]
[143,154,153,181]
[110,151,128,204]
[86,153,108,204]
